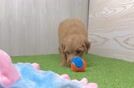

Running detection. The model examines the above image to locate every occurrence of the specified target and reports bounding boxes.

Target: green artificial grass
[12,54,134,88]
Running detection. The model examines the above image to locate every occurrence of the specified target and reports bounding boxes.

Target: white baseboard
[89,48,134,62]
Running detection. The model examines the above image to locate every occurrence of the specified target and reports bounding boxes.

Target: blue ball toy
[71,56,86,72]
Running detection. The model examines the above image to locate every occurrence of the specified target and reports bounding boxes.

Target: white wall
[88,0,134,61]
[0,0,89,56]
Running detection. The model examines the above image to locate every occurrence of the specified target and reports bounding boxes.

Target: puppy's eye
[76,50,81,54]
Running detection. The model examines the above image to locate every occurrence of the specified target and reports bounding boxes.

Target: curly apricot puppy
[58,19,90,67]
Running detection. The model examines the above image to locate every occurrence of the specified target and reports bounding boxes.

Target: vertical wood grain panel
[88,0,134,61]
[0,0,88,56]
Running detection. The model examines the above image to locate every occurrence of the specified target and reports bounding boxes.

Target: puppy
[58,19,90,67]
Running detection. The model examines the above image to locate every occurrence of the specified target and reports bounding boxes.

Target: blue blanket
[5,63,82,88]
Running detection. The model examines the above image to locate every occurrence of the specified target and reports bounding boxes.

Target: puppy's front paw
[60,62,68,67]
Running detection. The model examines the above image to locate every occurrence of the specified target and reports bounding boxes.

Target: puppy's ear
[60,43,65,53]
[84,40,91,52]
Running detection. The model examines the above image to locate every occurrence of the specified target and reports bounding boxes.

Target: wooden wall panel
[88,0,134,61]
